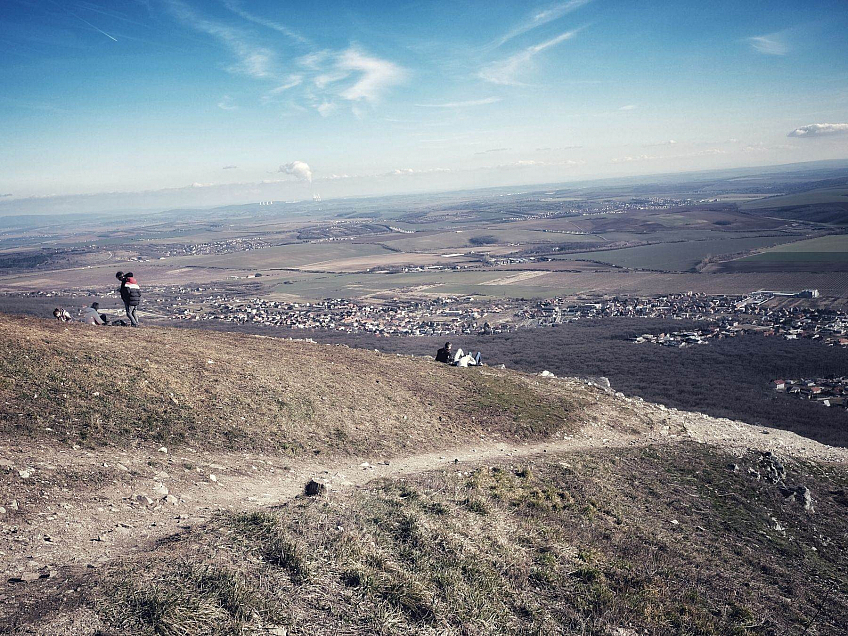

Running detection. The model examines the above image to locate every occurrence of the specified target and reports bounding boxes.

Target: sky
[1,0,847,214]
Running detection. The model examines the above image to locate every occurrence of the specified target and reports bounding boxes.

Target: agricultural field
[740,186,848,210]
[720,234,848,272]
[1,163,847,306]
[557,235,797,271]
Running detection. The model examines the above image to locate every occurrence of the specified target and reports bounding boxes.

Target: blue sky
[1,0,847,213]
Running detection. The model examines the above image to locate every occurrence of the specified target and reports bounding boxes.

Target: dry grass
[0,314,579,454]
[89,443,848,635]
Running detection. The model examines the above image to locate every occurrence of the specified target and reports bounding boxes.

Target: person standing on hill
[116,271,142,327]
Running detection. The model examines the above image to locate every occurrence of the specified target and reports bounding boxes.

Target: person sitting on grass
[435,341,453,363]
[52,307,72,322]
[81,302,106,325]
[452,348,482,367]
[435,342,482,367]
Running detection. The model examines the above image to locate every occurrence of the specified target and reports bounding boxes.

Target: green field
[191,242,393,269]
[752,234,848,252]
[559,236,794,271]
[738,234,848,263]
[741,186,848,210]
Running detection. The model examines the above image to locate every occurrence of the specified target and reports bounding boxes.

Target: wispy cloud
[222,0,310,46]
[497,1,592,46]
[788,123,848,138]
[317,101,337,117]
[337,47,408,102]
[747,32,788,55]
[268,75,303,93]
[222,165,238,170]
[217,95,237,110]
[0,193,12,198]
[165,0,275,79]
[480,29,579,85]
[165,3,406,114]
[618,104,637,111]
[415,97,501,108]
[381,167,453,177]
[475,147,511,154]
[51,2,119,42]
[611,154,658,163]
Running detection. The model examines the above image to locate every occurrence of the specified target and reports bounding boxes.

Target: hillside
[0,314,588,454]
[1,315,847,635]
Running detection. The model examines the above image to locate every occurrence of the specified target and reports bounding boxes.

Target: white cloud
[380,167,453,177]
[165,1,276,79]
[297,50,332,70]
[495,159,583,169]
[336,47,408,102]
[611,155,658,163]
[268,75,303,94]
[788,123,848,138]
[497,0,592,46]
[317,101,337,117]
[644,139,676,147]
[314,69,351,89]
[747,33,788,56]
[222,0,310,46]
[415,97,501,108]
[618,104,637,111]
[279,161,312,183]
[480,30,578,85]
[217,95,237,110]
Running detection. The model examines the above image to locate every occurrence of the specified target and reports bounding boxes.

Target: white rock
[209,474,218,482]
[157,447,168,454]
[18,469,31,479]
[153,483,169,497]
[10,500,18,511]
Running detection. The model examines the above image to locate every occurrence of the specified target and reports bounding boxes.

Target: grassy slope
[27,443,848,635]
[3,314,847,635]
[0,314,580,455]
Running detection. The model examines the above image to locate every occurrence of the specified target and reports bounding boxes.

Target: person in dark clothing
[435,342,453,364]
[116,270,142,327]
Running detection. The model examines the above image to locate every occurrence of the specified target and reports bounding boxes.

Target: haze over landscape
[1,0,848,213]
[2,2,848,635]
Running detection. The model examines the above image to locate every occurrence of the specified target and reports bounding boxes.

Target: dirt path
[2,386,847,587]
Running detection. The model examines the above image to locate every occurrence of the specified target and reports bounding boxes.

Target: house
[773,380,786,391]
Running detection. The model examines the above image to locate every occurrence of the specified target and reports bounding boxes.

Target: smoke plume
[280,161,312,183]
